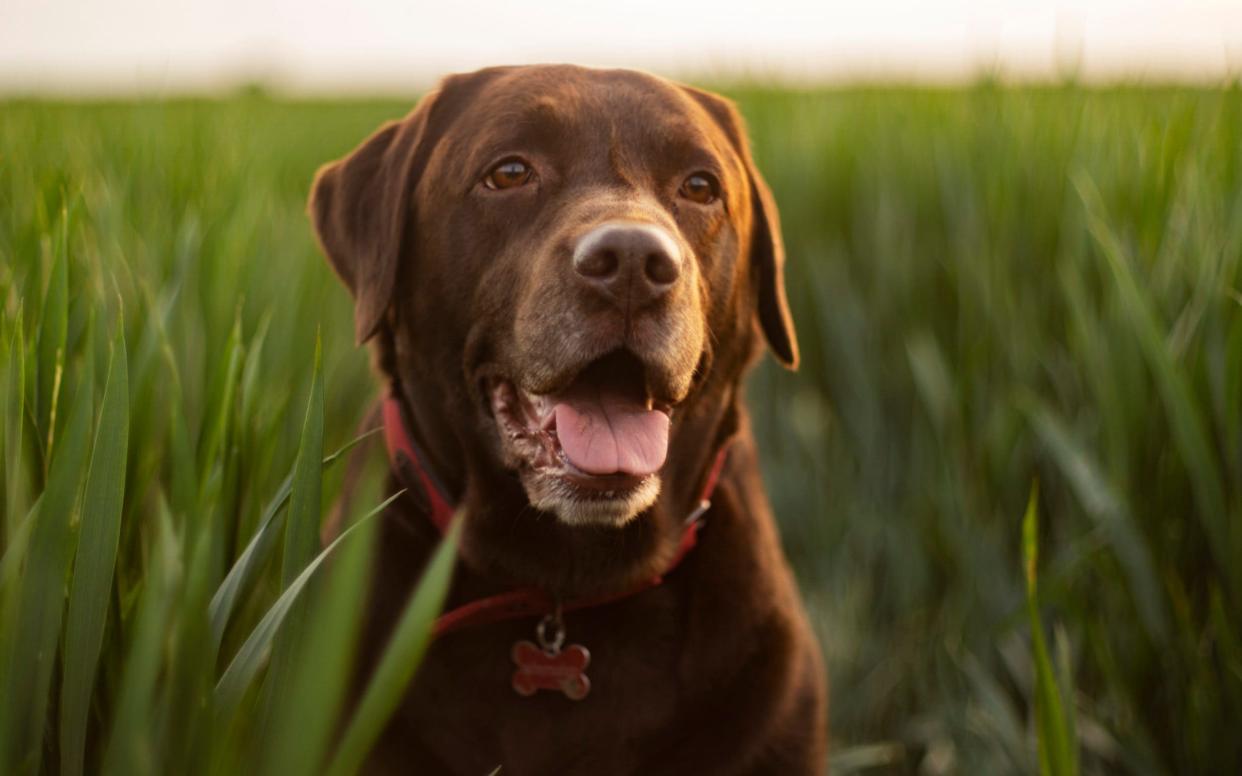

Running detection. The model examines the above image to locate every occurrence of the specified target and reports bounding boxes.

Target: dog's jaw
[525,469,662,527]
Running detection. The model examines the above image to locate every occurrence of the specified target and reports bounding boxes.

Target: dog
[312,64,827,775]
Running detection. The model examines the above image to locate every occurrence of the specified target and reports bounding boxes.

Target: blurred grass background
[1,83,1240,773]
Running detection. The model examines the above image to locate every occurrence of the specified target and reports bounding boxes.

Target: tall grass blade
[326,516,461,776]
[213,489,404,719]
[1022,482,1079,776]
[4,312,26,540]
[207,426,379,648]
[0,495,43,739]
[1076,173,1233,596]
[280,332,324,585]
[0,496,41,594]
[1026,402,1168,643]
[238,313,271,428]
[0,354,94,774]
[198,313,244,500]
[259,333,324,739]
[158,506,218,773]
[261,503,375,776]
[101,495,180,776]
[156,328,196,520]
[36,208,69,454]
[60,326,129,776]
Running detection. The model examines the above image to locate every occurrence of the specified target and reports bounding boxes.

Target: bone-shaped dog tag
[511,641,591,700]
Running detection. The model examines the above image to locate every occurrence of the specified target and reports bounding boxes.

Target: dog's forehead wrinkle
[471,96,581,145]
[606,130,640,191]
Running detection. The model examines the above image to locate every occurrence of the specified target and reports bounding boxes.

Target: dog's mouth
[485,350,676,521]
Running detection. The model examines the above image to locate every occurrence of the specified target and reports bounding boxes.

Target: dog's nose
[572,222,682,306]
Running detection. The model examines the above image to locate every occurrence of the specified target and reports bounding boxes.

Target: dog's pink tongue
[554,387,669,476]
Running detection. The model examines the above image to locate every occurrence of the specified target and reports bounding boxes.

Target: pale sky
[2,0,1240,93]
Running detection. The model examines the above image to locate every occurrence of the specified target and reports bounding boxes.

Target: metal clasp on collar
[536,603,566,655]
[685,498,711,526]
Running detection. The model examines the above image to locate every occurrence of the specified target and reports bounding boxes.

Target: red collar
[381,395,728,638]
[382,398,456,532]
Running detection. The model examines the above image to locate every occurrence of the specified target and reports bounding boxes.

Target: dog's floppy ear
[744,165,799,369]
[308,91,440,344]
[680,86,799,370]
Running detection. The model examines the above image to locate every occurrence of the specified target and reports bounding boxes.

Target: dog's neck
[383,358,743,599]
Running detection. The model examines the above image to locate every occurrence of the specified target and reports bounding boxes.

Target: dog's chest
[395,591,686,775]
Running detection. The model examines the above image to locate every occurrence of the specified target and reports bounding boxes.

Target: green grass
[1,83,1240,774]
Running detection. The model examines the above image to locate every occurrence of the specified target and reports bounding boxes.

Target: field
[1,84,1240,774]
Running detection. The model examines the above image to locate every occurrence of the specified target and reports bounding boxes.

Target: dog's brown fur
[312,65,827,775]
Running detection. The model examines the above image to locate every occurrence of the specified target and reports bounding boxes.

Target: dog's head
[311,65,796,529]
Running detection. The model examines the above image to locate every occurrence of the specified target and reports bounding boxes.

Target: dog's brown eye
[484,159,534,190]
[679,172,719,204]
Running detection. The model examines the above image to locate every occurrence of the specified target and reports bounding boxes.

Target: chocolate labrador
[312,64,827,774]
